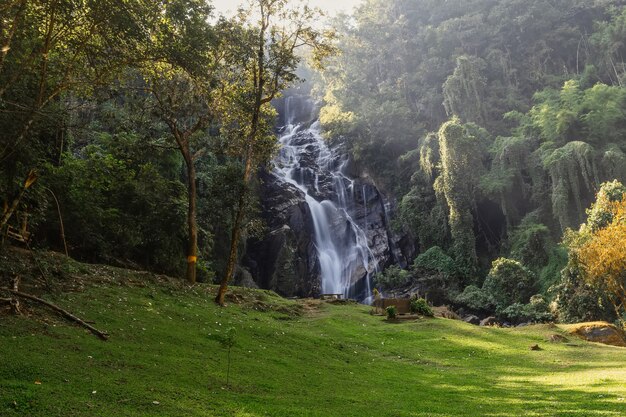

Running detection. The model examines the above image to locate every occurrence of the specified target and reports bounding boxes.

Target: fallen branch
[0,287,109,340]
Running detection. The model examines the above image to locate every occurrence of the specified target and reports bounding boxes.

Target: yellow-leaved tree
[572,181,626,321]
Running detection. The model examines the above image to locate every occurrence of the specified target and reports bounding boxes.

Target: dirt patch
[298,298,323,317]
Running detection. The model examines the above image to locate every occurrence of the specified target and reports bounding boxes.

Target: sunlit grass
[1,279,625,416]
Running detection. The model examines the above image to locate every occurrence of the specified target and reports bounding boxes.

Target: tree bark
[215,7,268,306]
[215,156,253,305]
[184,153,198,284]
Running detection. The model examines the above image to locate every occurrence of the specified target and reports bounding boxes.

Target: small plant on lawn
[219,327,237,388]
[410,297,434,317]
[386,305,397,319]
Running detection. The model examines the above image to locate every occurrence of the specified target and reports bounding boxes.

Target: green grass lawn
[1,268,625,416]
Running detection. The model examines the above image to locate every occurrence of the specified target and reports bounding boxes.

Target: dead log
[0,287,109,340]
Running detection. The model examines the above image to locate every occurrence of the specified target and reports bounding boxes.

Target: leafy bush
[386,305,398,319]
[550,266,616,323]
[374,265,411,290]
[482,258,536,309]
[454,285,492,313]
[413,246,459,277]
[497,295,554,324]
[410,297,434,317]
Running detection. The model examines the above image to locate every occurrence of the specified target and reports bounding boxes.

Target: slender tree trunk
[215,3,267,305]
[216,155,252,305]
[0,170,37,231]
[185,154,198,284]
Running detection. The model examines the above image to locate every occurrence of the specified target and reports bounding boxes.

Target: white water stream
[273,97,378,299]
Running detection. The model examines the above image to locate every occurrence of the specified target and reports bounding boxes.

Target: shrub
[454,285,492,313]
[550,266,616,323]
[497,298,554,324]
[386,305,398,319]
[374,265,411,290]
[413,246,459,277]
[410,298,434,317]
[483,258,536,309]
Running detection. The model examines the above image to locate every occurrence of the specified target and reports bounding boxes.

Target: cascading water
[273,96,378,300]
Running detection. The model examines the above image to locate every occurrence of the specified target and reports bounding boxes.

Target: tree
[147,70,215,284]
[0,0,162,162]
[136,0,219,284]
[435,118,488,278]
[215,0,334,305]
[572,182,626,320]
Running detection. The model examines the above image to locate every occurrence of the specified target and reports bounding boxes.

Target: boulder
[463,315,480,325]
[480,316,499,327]
[565,322,626,347]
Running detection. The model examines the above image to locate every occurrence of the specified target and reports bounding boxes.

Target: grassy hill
[1,250,625,416]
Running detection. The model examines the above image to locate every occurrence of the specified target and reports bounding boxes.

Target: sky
[211,0,363,16]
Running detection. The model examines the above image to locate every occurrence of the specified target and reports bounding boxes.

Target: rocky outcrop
[565,322,626,347]
[244,172,320,298]
[243,94,414,299]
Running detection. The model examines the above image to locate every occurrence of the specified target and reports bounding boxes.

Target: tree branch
[0,288,109,341]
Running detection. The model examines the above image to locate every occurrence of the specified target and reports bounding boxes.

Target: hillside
[1,250,625,417]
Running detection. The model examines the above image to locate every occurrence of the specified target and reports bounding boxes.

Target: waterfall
[273,96,378,300]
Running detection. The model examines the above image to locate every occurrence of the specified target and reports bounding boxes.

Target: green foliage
[374,265,411,290]
[220,327,237,350]
[538,247,568,292]
[551,266,616,323]
[585,180,626,232]
[44,133,188,274]
[454,285,493,313]
[386,305,398,319]
[497,297,554,324]
[483,258,536,309]
[508,219,552,269]
[443,56,487,123]
[317,1,626,315]
[413,246,459,277]
[436,118,489,278]
[410,297,434,317]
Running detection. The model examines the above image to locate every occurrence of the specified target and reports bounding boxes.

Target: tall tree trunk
[185,155,198,284]
[215,2,267,305]
[215,156,252,305]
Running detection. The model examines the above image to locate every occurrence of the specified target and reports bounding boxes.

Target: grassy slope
[1,262,625,417]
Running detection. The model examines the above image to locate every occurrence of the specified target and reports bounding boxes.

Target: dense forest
[318,0,626,323]
[2,0,626,325]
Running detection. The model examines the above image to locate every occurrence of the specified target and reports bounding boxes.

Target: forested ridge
[1,0,626,324]
[319,0,626,323]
